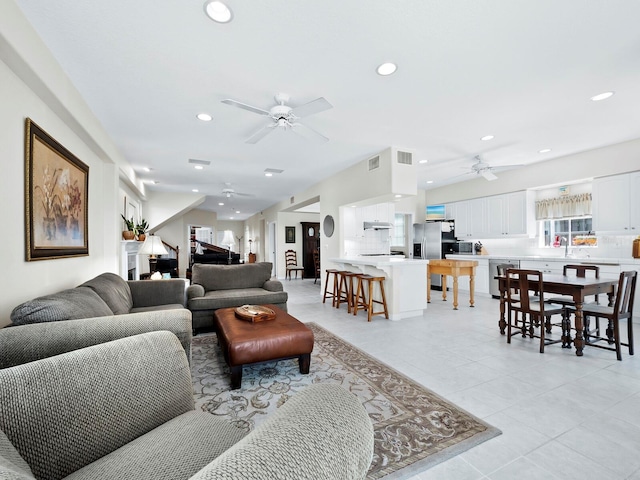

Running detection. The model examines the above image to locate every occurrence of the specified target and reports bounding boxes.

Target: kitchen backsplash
[468,235,637,260]
[344,229,391,256]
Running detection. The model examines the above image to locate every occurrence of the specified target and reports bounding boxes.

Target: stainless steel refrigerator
[413,221,455,289]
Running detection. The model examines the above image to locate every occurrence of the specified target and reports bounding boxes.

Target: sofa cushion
[192,263,273,291]
[0,431,34,480]
[10,287,113,326]
[64,411,246,480]
[188,289,288,311]
[130,304,185,314]
[80,272,133,315]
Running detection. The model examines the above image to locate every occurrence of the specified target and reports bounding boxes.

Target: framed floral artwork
[25,118,89,261]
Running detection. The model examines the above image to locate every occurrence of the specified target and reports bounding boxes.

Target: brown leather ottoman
[213,305,314,389]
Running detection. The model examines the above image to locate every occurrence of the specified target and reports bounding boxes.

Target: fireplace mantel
[120,241,142,280]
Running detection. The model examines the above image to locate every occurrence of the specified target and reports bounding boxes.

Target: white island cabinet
[330,257,429,321]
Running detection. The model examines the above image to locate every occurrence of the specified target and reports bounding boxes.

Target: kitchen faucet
[561,237,570,258]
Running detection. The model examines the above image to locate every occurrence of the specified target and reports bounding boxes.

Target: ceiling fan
[221,183,254,198]
[222,93,332,144]
[460,155,524,181]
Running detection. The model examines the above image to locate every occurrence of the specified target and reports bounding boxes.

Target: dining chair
[567,270,637,360]
[547,264,600,344]
[285,250,305,280]
[313,250,321,284]
[506,269,565,353]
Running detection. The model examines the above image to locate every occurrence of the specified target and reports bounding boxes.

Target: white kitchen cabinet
[593,172,640,234]
[520,259,564,275]
[469,198,488,238]
[486,191,531,237]
[453,201,472,238]
[342,207,357,239]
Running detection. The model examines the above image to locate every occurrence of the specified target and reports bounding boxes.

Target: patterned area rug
[192,323,500,479]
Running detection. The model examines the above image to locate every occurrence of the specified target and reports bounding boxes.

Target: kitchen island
[330,256,429,320]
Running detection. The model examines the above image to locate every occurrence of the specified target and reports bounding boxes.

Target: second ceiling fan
[222,93,332,144]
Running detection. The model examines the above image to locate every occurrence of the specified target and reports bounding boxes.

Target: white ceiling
[14,1,640,220]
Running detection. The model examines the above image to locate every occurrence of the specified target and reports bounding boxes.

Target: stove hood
[363,221,393,230]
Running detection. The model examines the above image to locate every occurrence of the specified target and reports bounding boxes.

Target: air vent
[188,158,211,166]
[368,156,380,171]
[265,168,284,174]
[397,151,413,165]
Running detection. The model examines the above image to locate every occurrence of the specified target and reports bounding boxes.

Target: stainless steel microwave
[453,242,473,253]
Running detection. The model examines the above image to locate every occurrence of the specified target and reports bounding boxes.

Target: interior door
[301,222,320,278]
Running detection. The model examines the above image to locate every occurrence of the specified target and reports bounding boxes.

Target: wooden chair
[547,264,600,344]
[567,270,637,360]
[352,274,389,322]
[285,250,305,280]
[313,250,321,284]
[506,269,564,353]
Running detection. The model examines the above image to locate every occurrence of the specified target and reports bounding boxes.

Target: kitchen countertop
[331,256,430,267]
[446,254,640,265]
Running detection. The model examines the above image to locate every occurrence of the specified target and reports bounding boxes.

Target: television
[426,205,446,221]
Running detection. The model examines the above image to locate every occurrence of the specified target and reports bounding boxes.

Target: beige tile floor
[283,277,640,480]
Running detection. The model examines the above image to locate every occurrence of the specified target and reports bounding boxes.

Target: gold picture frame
[25,118,89,261]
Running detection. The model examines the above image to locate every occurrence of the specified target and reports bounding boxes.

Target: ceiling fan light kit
[222,93,333,144]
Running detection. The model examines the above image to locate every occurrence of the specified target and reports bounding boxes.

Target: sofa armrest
[0,309,192,369]
[128,279,186,308]
[191,384,374,480]
[0,332,194,480]
[262,279,284,292]
[187,284,205,299]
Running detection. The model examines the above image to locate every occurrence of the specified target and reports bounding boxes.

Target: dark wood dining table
[496,274,618,356]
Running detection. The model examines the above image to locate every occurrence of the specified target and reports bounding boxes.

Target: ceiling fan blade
[291,122,329,143]
[221,99,270,116]
[481,170,498,181]
[245,124,277,144]
[234,191,255,197]
[490,164,525,173]
[291,97,333,118]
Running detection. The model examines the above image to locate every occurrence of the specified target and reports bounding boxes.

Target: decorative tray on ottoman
[234,305,276,323]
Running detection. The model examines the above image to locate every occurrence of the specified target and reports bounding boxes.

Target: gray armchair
[0,331,374,480]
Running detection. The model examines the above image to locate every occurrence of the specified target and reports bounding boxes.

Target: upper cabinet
[343,202,395,239]
[445,191,534,239]
[593,172,640,234]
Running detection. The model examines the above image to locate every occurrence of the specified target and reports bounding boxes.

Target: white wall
[275,211,320,279]
[0,1,157,326]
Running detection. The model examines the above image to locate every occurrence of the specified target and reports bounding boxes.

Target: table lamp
[222,230,235,264]
[139,234,168,274]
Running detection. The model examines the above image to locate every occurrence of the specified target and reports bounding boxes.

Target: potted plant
[136,218,149,241]
[121,214,136,240]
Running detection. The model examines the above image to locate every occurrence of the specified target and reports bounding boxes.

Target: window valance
[535,193,592,220]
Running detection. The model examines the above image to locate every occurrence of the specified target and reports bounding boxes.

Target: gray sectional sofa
[0,273,192,368]
[0,331,374,480]
[187,262,288,332]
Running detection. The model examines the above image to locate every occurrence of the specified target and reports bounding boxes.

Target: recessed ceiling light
[194,165,204,170]
[192,189,199,193]
[376,62,397,76]
[265,173,273,177]
[196,113,212,121]
[394,194,402,198]
[539,148,552,154]
[218,202,224,206]
[230,217,234,220]
[481,135,494,141]
[418,159,428,164]
[235,210,240,214]
[426,180,433,184]
[143,167,151,172]
[590,91,614,102]
[204,1,233,23]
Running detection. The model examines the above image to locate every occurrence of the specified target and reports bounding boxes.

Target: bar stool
[322,269,340,307]
[353,274,389,322]
[336,271,358,313]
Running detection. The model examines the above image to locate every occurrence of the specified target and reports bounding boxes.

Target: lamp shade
[138,235,168,256]
[221,230,235,247]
